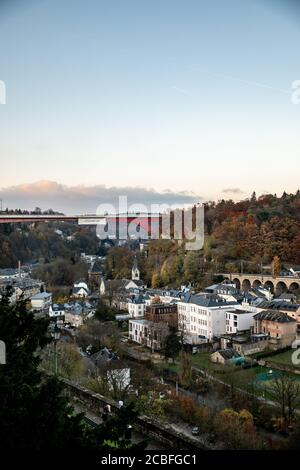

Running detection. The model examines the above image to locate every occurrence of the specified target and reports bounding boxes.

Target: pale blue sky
[0,0,300,209]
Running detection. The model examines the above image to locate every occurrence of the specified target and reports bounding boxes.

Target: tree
[77,318,121,354]
[214,408,263,450]
[271,256,281,277]
[164,326,181,362]
[135,391,168,422]
[0,289,139,449]
[41,342,84,380]
[179,352,193,388]
[269,375,300,425]
[95,298,116,322]
[151,272,161,288]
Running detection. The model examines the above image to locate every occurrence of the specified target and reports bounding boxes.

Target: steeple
[132,256,140,281]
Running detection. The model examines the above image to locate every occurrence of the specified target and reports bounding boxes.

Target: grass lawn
[190,352,271,395]
[262,349,300,369]
[190,351,300,400]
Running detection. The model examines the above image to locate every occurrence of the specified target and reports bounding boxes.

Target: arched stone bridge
[220,273,300,294]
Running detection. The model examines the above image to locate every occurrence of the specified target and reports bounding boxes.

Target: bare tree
[269,375,300,423]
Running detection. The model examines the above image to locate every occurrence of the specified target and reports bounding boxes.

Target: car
[191,426,199,436]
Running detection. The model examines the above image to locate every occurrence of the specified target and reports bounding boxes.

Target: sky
[0,0,300,212]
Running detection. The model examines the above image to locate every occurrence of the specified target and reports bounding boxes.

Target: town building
[129,318,169,351]
[211,348,242,365]
[225,308,257,334]
[127,294,149,318]
[88,260,103,289]
[49,303,65,321]
[253,310,297,349]
[220,332,269,356]
[177,293,239,344]
[72,281,90,298]
[131,257,140,281]
[100,277,146,297]
[145,303,178,327]
[254,298,300,326]
[30,292,52,311]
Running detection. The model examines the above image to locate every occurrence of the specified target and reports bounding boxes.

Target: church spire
[132,256,140,281]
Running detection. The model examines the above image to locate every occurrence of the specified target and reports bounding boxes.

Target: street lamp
[52,324,61,375]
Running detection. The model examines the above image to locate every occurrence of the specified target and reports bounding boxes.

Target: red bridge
[0,213,161,237]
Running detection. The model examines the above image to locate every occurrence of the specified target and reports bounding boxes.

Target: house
[129,318,169,351]
[177,293,239,344]
[100,277,146,297]
[225,308,257,334]
[64,310,83,328]
[220,332,269,356]
[253,310,297,349]
[211,348,242,365]
[0,266,29,280]
[232,333,269,356]
[254,299,300,326]
[145,303,178,328]
[249,286,273,301]
[147,288,186,304]
[72,281,90,298]
[90,347,130,391]
[0,276,44,303]
[127,294,147,318]
[30,292,52,311]
[88,260,103,289]
[49,303,65,320]
[205,283,239,301]
[277,293,297,302]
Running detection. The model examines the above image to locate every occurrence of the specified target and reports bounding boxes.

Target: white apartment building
[225,308,257,334]
[129,318,151,344]
[177,293,239,344]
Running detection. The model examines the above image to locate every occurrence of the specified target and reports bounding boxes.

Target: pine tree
[0,288,141,449]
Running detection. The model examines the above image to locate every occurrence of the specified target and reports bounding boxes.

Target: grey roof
[278,293,297,300]
[181,293,237,308]
[128,294,146,304]
[115,314,131,321]
[226,308,253,315]
[205,283,238,293]
[216,348,241,360]
[31,292,52,299]
[72,286,89,294]
[129,318,151,325]
[254,310,297,323]
[255,299,300,312]
[88,260,102,274]
[51,303,65,311]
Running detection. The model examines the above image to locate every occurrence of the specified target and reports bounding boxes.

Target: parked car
[191,426,199,436]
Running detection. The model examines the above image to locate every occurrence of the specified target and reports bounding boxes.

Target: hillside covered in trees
[0,219,101,268]
[104,191,300,288]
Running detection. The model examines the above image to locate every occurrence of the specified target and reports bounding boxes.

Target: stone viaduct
[220,273,300,294]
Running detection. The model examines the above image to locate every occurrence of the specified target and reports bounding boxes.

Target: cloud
[0,180,201,214]
[222,188,245,195]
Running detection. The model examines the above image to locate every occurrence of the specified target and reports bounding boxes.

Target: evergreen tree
[0,288,141,449]
[164,326,181,362]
